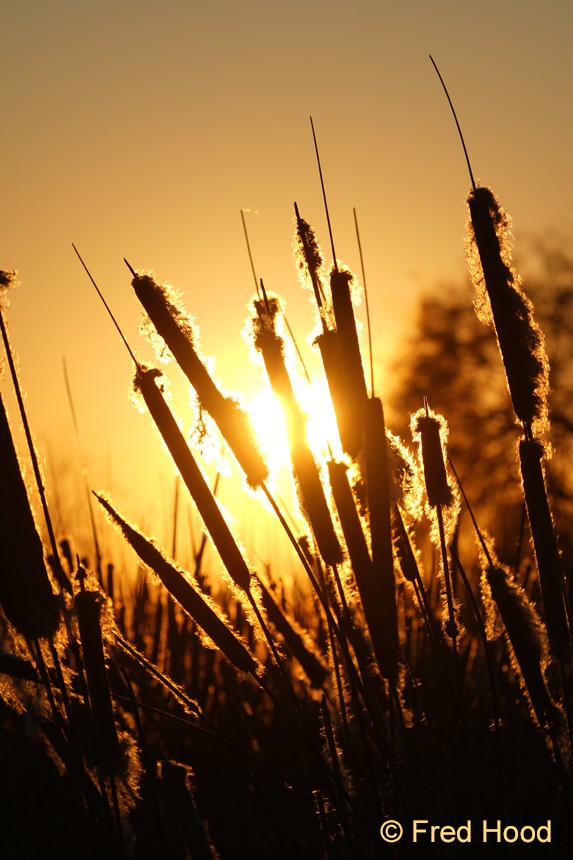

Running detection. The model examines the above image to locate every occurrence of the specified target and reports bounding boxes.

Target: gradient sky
[2,0,572,562]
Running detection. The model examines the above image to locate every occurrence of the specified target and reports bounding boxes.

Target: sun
[246,377,342,480]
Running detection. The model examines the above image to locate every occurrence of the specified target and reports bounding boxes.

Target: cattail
[363,398,399,666]
[314,328,355,460]
[328,459,398,680]
[250,294,342,566]
[0,392,59,639]
[134,365,252,593]
[128,266,268,488]
[256,576,328,688]
[294,207,358,458]
[519,439,570,660]
[485,564,554,727]
[329,267,368,459]
[412,404,459,641]
[412,406,453,509]
[94,493,257,675]
[74,575,120,773]
[467,186,549,438]
[294,203,327,322]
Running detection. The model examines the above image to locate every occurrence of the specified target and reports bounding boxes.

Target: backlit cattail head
[0,269,18,297]
[466,186,550,440]
[411,404,453,509]
[483,562,554,728]
[128,265,268,488]
[294,204,327,318]
[74,576,120,774]
[95,492,258,676]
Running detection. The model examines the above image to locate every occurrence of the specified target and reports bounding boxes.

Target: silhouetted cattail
[74,579,120,773]
[485,564,554,726]
[329,267,368,458]
[0,393,59,639]
[94,493,257,675]
[411,405,459,641]
[412,406,453,508]
[129,268,268,488]
[250,295,342,566]
[467,186,549,437]
[257,577,328,688]
[294,203,328,321]
[363,398,399,660]
[519,439,570,660]
[315,329,354,459]
[328,459,398,680]
[134,365,252,593]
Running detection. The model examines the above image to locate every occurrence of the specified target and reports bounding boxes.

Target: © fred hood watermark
[380,819,552,845]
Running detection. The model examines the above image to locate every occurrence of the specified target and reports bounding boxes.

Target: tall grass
[1,112,572,860]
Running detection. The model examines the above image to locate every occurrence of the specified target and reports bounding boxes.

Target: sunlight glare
[247,377,342,479]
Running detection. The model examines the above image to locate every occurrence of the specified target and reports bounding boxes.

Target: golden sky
[2,0,572,562]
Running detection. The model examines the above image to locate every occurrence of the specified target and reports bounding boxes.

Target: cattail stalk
[519,440,570,660]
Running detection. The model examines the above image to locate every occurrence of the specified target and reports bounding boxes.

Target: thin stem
[310,116,338,270]
[73,245,138,366]
[429,55,476,191]
[240,209,261,299]
[353,207,375,397]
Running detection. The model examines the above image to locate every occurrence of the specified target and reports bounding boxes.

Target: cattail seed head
[467,186,550,439]
[130,269,268,487]
[249,298,342,566]
[95,493,258,675]
[133,365,253,593]
[411,406,453,508]
[74,583,120,773]
[484,563,554,727]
